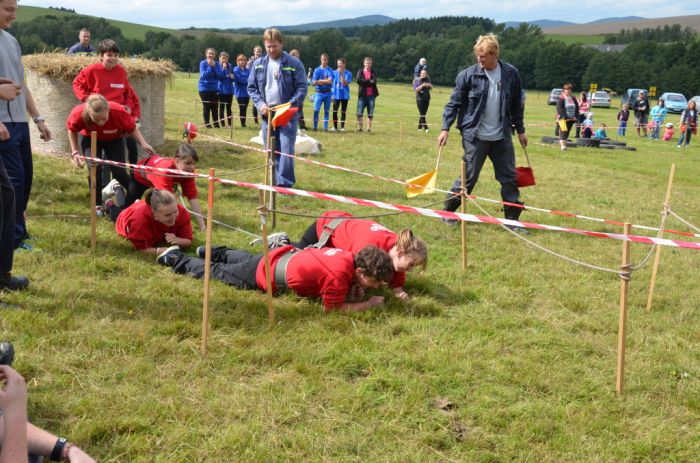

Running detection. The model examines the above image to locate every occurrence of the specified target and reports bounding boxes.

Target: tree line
[604,24,695,44]
[9,14,700,97]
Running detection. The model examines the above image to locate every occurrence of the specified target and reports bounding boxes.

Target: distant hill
[505,19,575,29]
[543,14,700,34]
[587,16,644,24]
[275,15,395,32]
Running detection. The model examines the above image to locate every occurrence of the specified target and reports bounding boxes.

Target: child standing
[617,104,629,136]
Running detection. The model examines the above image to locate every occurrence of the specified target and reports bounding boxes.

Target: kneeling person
[158,245,393,312]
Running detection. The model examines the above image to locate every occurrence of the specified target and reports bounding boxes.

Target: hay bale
[22,53,175,154]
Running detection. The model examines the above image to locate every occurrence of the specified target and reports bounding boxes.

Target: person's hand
[37,121,52,141]
[0,81,21,101]
[366,295,385,308]
[197,218,206,232]
[141,143,154,155]
[518,132,528,148]
[259,104,269,117]
[0,121,9,141]
[393,288,409,300]
[164,233,177,244]
[0,365,27,414]
[65,446,97,463]
[71,150,85,168]
[437,129,449,146]
[346,283,365,302]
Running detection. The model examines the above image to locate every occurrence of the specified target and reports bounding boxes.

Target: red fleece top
[115,201,192,250]
[134,155,198,200]
[73,63,141,119]
[66,101,136,141]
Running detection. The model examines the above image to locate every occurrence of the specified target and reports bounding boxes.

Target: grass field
[3,74,699,462]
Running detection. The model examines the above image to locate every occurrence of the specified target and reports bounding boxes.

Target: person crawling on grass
[259,210,427,300]
[115,189,193,256]
[156,244,394,313]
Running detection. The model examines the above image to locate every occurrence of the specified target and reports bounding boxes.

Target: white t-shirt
[476,63,502,141]
[264,57,282,106]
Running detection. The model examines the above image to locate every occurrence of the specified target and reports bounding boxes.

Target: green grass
[546,34,606,45]
[4,76,699,462]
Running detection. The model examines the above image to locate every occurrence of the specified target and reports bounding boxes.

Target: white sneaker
[340,127,346,132]
[101,179,120,203]
[425,128,430,134]
[329,127,336,132]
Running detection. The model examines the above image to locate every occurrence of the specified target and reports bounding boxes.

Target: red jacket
[315,211,405,288]
[134,155,198,200]
[116,201,192,250]
[66,101,135,141]
[73,63,141,119]
[256,245,355,311]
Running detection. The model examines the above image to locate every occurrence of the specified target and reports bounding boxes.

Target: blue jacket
[233,67,250,98]
[217,63,235,95]
[441,59,525,142]
[247,52,307,110]
[198,60,223,92]
[332,69,352,100]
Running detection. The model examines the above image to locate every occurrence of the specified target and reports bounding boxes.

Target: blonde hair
[82,94,109,125]
[262,28,283,43]
[395,229,428,270]
[474,33,500,58]
[144,189,177,212]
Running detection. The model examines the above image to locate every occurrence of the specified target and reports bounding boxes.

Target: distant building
[587,44,628,52]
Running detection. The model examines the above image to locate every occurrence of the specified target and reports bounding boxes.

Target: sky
[22,1,700,30]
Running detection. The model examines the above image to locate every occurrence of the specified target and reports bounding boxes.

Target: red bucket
[516,166,536,187]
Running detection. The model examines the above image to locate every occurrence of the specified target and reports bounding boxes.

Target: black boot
[503,201,528,233]
[441,191,462,225]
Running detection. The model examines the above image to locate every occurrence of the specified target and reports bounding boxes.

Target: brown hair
[82,94,109,125]
[144,189,177,212]
[174,143,198,163]
[395,229,428,270]
[262,28,283,43]
[219,51,229,60]
[98,39,119,55]
[354,246,393,283]
[236,54,247,61]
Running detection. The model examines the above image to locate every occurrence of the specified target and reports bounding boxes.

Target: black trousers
[199,91,219,128]
[416,98,430,129]
[169,246,262,289]
[0,156,16,273]
[219,94,233,127]
[236,96,250,127]
[79,136,131,206]
[332,99,349,129]
[292,221,321,249]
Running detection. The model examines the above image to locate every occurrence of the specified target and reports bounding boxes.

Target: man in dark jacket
[437,33,527,226]
[632,90,650,137]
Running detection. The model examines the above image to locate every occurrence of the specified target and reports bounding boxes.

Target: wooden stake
[200,168,216,356]
[258,190,276,324]
[460,161,468,271]
[89,131,97,249]
[265,114,277,229]
[646,164,676,312]
[616,223,632,395]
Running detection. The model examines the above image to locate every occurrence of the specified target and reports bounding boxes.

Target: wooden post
[89,131,97,249]
[258,190,276,324]
[616,223,632,395]
[645,164,676,312]
[200,168,216,356]
[460,161,468,271]
[265,115,277,229]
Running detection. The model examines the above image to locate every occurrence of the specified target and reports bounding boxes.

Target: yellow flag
[406,170,437,197]
[557,119,568,131]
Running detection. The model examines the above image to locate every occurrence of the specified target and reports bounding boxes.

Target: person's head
[98,39,120,69]
[419,69,428,80]
[688,100,696,110]
[82,94,110,126]
[579,91,587,101]
[353,246,393,289]
[562,83,572,95]
[622,104,629,110]
[144,189,179,226]
[262,28,283,60]
[205,47,216,61]
[337,58,346,70]
[666,122,673,129]
[657,99,664,107]
[587,112,594,119]
[391,229,428,273]
[78,28,91,46]
[419,57,427,66]
[219,51,230,66]
[252,46,263,58]
[236,54,248,68]
[599,122,606,128]
[474,34,499,70]
[638,91,645,99]
[363,57,373,70]
[0,0,17,30]
[320,53,328,66]
[289,49,300,58]
[174,144,198,173]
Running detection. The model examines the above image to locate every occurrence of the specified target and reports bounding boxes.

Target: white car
[587,91,611,108]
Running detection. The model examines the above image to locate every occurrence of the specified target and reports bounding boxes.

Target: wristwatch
[33,115,45,124]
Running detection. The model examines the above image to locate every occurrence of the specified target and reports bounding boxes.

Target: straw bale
[23,53,175,153]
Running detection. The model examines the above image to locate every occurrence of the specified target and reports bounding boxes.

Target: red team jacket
[256,245,356,311]
[116,201,193,250]
[315,210,405,288]
[134,155,198,200]
[72,63,141,120]
[66,101,136,141]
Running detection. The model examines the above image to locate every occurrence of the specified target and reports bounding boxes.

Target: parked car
[587,91,612,108]
[690,96,700,108]
[621,88,648,107]
[659,92,687,114]
[548,88,562,105]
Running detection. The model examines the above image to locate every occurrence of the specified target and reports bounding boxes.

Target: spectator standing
[246,46,263,125]
[632,90,650,137]
[617,104,630,136]
[66,28,95,55]
[649,99,667,140]
[232,54,251,127]
[312,53,334,131]
[576,91,589,138]
[356,57,379,132]
[438,34,528,227]
[413,69,432,132]
[414,57,427,78]
[198,47,222,128]
[677,100,697,148]
[331,58,352,131]
[1,0,51,261]
[217,52,235,128]
[247,28,307,187]
[555,83,578,151]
